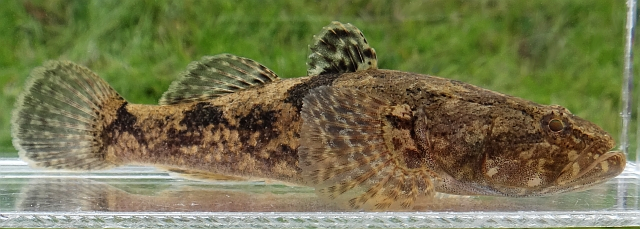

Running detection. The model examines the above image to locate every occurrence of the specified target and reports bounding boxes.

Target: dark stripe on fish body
[284,73,342,111]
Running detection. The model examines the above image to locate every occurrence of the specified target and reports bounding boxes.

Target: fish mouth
[547,149,626,194]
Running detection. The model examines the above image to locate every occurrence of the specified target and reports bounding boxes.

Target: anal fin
[299,86,437,210]
[162,167,249,182]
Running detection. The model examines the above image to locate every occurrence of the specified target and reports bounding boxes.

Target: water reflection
[14,176,627,212]
[18,178,338,212]
[1,159,635,212]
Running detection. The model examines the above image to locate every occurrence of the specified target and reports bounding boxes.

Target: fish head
[476,104,625,196]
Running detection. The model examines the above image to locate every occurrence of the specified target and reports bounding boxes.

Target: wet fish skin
[103,75,307,182]
[298,69,624,209]
[12,21,625,210]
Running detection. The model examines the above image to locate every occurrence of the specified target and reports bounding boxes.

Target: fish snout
[555,149,625,188]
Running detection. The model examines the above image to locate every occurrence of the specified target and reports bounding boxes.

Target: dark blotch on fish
[284,73,341,111]
[104,102,146,145]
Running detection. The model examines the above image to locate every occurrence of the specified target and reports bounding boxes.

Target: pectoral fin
[299,86,437,210]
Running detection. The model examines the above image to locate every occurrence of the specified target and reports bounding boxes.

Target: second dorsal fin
[307,21,378,76]
[159,54,280,105]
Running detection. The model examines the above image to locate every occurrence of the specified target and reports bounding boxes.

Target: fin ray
[12,61,124,170]
[299,86,435,210]
[307,21,378,76]
[159,54,280,105]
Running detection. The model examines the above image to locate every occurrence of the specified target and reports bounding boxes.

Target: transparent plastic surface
[1,158,639,228]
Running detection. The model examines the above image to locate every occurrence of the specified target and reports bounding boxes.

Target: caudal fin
[12,61,125,170]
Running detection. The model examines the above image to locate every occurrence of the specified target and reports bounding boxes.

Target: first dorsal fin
[159,54,280,105]
[307,21,378,76]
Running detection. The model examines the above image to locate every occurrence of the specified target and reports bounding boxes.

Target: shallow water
[1,158,639,228]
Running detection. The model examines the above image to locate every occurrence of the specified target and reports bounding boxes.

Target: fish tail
[12,61,126,170]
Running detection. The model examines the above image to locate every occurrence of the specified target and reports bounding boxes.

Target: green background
[0,0,634,162]
[0,1,638,228]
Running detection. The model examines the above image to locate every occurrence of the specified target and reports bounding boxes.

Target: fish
[12,21,626,210]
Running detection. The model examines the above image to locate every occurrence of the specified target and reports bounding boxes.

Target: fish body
[12,22,625,210]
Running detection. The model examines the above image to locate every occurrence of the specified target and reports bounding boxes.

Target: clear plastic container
[1,158,639,228]
[2,1,638,227]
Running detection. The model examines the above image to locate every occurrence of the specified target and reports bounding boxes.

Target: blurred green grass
[0,0,633,162]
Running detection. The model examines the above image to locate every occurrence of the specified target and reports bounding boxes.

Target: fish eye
[548,119,564,132]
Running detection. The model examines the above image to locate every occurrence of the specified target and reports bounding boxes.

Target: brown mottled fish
[12,21,625,210]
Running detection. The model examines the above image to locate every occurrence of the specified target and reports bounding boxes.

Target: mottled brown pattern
[103,77,307,183]
[14,61,626,211]
[298,69,624,209]
[284,73,341,111]
[13,22,625,211]
[90,68,625,203]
